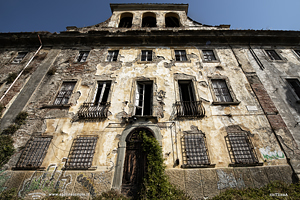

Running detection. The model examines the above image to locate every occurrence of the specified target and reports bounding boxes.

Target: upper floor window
[211,79,233,102]
[165,13,180,27]
[107,50,119,62]
[202,50,217,61]
[286,79,300,100]
[53,81,76,105]
[294,50,300,58]
[119,13,133,28]
[142,12,156,27]
[141,50,152,61]
[135,81,153,116]
[94,81,111,104]
[12,52,27,63]
[175,50,187,61]
[265,50,282,60]
[76,51,89,62]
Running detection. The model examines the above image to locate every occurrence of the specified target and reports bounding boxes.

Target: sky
[0,0,299,33]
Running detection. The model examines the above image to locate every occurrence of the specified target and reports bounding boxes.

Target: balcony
[78,102,110,120]
[175,101,205,118]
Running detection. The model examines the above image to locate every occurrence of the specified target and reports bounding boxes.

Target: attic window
[265,50,282,60]
[119,13,133,28]
[165,13,180,27]
[141,50,152,61]
[76,51,89,62]
[175,50,187,61]
[107,50,119,62]
[12,52,27,63]
[142,13,156,27]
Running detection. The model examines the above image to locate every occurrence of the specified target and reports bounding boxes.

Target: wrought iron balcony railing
[78,102,110,120]
[175,101,205,118]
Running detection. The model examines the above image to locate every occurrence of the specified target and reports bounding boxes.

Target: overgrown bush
[138,131,191,200]
[1,111,28,135]
[212,181,300,200]
[93,190,129,200]
[0,135,15,169]
[5,73,17,84]
[47,67,56,75]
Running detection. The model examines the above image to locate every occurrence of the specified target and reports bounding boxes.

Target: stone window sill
[181,164,216,168]
[228,162,263,167]
[41,104,71,109]
[212,101,240,105]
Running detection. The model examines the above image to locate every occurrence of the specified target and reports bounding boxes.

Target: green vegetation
[1,111,28,135]
[0,135,15,169]
[212,181,300,200]
[92,190,129,200]
[138,131,191,200]
[5,73,18,84]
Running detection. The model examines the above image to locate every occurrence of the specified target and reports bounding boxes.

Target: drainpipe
[0,35,43,102]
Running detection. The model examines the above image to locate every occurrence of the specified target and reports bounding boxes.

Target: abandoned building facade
[0,3,300,199]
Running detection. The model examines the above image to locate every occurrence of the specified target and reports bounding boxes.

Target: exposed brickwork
[267,115,287,130]
[251,83,278,114]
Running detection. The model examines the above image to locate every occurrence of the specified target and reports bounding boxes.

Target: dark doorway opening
[121,128,154,197]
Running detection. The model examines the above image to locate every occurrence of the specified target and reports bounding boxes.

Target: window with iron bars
[141,50,152,61]
[181,131,211,167]
[76,51,89,62]
[202,50,217,61]
[65,136,98,169]
[265,50,282,60]
[12,52,27,63]
[225,132,259,165]
[16,136,52,169]
[107,50,119,62]
[53,81,76,105]
[175,50,187,61]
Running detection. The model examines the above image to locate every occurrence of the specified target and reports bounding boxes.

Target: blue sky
[0,0,299,33]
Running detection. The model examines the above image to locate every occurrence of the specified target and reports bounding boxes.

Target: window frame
[75,51,90,63]
[106,50,119,62]
[200,49,220,63]
[92,81,112,104]
[285,77,300,103]
[15,136,53,169]
[224,125,261,167]
[181,130,214,168]
[292,49,300,61]
[52,81,77,106]
[208,77,240,105]
[263,49,286,62]
[134,81,153,116]
[141,50,153,62]
[12,52,27,64]
[174,50,188,62]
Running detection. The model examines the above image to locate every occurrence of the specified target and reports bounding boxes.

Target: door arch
[112,124,162,192]
[121,128,154,196]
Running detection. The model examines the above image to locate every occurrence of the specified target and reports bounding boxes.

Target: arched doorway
[121,128,154,196]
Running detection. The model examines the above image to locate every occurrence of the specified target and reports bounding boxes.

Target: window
[181,130,210,167]
[211,79,233,102]
[165,13,180,27]
[107,50,119,62]
[16,137,52,169]
[141,50,152,61]
[176,81,205,117]
[286,79,300,99]
[142,12,156,27]
[135,82,153,116]
[202,50,217,61]
[265,50,282,60]
[175,50,187,61]
[225,126,259,165]
[94,81,111,104]
[119,13,133,28]
[294,50,300,58]
[12,52,27,63]
[53,81,76,105]
[76,51,89,62]
[65,136,98,169]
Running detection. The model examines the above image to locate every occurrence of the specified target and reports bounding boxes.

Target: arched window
[142,12,156,27]
[165,13,180,27]
[119,13,133,28]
